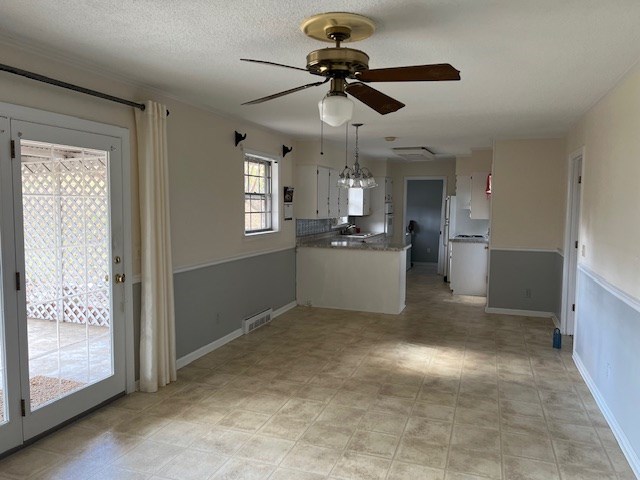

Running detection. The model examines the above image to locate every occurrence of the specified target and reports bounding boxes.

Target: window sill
[244,229,279,238]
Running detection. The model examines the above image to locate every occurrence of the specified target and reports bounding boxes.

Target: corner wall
[488,138,566,319]
[566,63,640,477]
[0,42,297,378]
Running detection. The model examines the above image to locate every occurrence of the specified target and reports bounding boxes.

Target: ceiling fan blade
[242,79,329,105]
[356,63,461,82]
[345,82,405,115]
[241,58,308,72]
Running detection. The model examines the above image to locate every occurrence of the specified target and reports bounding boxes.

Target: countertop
[450,236,489,244]
[297,233,410,252]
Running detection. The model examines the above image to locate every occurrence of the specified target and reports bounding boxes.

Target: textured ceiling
[1,1,640,158]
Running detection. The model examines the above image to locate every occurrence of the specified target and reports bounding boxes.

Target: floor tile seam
[525,345,563,480]
[567,363,620,475]
[383,351,434,477]
[230,427,298,471]
[437,345,459,475]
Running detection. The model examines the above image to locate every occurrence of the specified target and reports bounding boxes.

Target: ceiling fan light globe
[318,95,354,127]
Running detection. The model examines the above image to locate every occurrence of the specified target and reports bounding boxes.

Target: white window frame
[243,149,280,236]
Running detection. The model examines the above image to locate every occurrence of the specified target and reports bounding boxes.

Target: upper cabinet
[384,177,393,203]
[348,188,371,216]
[470,172,491,220]
[338,186,349,217]
[457,173,491,220]
[295,165,344,219]
[457,175,472,210]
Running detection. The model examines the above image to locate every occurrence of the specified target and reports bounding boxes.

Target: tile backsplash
[296,219,333,237]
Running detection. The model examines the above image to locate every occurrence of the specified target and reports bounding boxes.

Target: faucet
[340,223,356,235]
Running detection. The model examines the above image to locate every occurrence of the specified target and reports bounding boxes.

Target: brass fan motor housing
[306,48,370,77]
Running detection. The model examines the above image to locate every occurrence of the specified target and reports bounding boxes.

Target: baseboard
[485,307,554,318]
[573,353,640,478]
[176,328,243,369]
[273,301,297,318]
[175,301,297,370]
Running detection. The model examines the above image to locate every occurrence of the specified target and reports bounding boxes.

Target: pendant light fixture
[338,123,377,189]
[318,85,354,127]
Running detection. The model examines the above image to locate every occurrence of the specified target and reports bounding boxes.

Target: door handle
[115,273,126,284]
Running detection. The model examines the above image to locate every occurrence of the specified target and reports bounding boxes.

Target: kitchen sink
[342,232,377,239]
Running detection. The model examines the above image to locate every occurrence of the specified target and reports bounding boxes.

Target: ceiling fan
[241,12,461,126]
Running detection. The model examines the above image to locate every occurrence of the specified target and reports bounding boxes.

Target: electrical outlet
[525,288,532,298]
[581,244,586,257]
[606,362,611,379]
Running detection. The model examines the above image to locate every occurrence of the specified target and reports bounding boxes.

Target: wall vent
[243,308,272,334]
[392,146,437,161]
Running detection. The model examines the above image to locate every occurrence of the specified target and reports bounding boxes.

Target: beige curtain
[135,101,177,392]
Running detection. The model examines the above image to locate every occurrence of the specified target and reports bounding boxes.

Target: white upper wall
[293,139,387,176]
[491,138,567,250]
[566,63,640,298]
[0,43,295,274]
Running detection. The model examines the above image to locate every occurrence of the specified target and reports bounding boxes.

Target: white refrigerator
[443,195,456,283]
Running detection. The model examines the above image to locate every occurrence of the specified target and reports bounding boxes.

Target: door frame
[403,176,448,275]
[0,103,135,399]
[561,147,584,336]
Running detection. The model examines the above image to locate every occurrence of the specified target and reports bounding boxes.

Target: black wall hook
[282,145,293,157]
[234,131,247,147]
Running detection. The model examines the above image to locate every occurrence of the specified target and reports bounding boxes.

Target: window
[244,152,278,234]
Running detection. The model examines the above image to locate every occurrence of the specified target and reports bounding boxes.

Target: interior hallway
[0,266,634,479]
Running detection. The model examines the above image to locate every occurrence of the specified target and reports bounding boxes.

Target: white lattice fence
[22,144,111,327]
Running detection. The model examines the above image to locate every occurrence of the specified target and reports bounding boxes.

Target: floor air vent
[243,308,272,334]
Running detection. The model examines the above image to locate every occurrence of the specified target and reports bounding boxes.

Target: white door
[565,155,582,335]
[0,118,126,447]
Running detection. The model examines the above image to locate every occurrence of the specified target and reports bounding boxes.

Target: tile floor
[0,266,635,479]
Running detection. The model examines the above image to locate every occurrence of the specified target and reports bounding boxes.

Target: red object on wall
[485,173,492,195]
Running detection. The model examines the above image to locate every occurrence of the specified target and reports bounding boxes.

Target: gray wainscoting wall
[575,267,640,469]
[174,248,296,358]
[131,248,296,378]
[488,249,563,317]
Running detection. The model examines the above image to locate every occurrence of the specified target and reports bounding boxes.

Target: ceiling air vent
[392,146,437,161]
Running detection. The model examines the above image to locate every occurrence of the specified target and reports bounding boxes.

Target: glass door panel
[11,120,125,441]
[20,141,113,410]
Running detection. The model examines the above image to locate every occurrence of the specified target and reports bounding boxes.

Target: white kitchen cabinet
[470,171,491,220]
[348,188,371,216]
[295,165,344,219]
[328,169,339,218]
[338,186,349,217]
[295,165,328,218]
[456,173,490,220]
[384,177,393,203]
[456,175,472,210]
[450,241,488,296]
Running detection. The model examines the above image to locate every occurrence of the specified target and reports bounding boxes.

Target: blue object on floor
[553,328,562,349]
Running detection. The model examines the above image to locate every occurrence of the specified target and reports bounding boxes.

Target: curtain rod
[0,63,170,116]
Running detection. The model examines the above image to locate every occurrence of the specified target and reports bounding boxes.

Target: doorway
[562,149,583,336]
[0,104,132,454]
[404,178,446,275]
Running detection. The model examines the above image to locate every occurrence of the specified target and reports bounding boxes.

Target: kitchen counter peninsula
[296,234,409,314]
